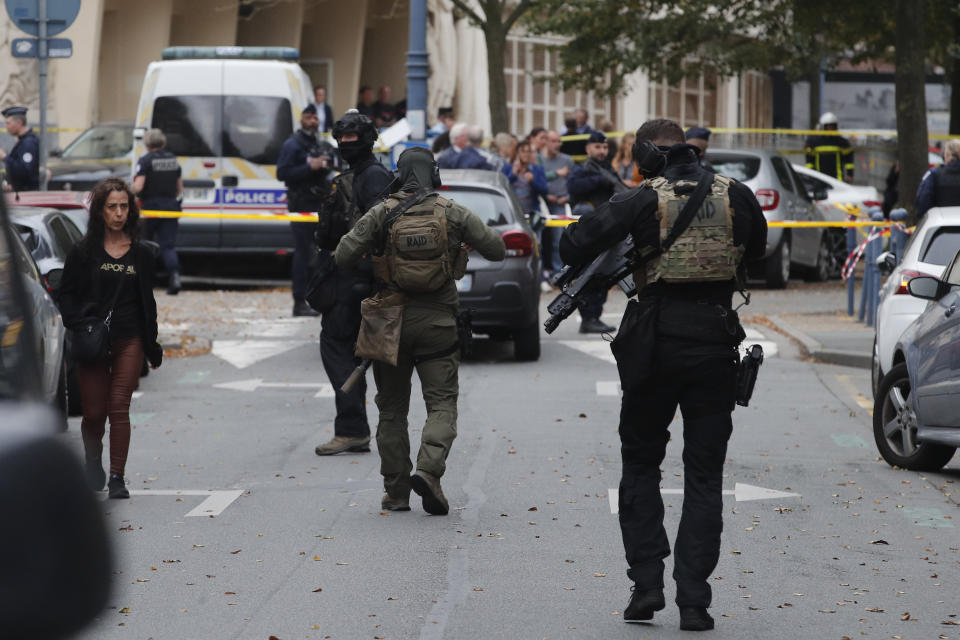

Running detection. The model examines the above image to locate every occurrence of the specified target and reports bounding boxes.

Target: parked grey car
[439,169,542,361]
[874,247,960,471]
[706,148,830,287]
[47,121,134,192]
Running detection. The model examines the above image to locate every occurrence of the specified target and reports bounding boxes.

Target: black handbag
[72,252,129,364]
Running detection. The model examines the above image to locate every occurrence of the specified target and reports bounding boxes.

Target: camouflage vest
[642,173,743,285]
[383,194,458,293]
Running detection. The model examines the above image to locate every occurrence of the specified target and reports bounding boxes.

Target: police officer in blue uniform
[277,103,338,316]
[134,128,183,294]
[1,106,41,192]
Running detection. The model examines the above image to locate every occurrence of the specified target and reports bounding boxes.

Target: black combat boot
[579,317,615,334]
[293,298,319,317]
[679,606,714,631]
[167,270,181,295]
[623,586,665,622]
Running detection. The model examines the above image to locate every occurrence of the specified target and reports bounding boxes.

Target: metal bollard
[846,217,856,316]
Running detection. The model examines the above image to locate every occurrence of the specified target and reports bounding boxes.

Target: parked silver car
[439,169,542,361]
[874,247,960,471]
[707,148,830,287]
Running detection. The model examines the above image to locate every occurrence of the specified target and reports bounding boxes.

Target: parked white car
[873,206,960,395]
[791,164,881,222]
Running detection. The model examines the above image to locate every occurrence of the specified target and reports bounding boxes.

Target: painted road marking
[608,484,801,513]
[597,380,620,396]
[559,340,616,364]
[214,378,335,397]
[901,507,954,528]
[245,318,308,338]
[742,328,779,359]
[115,489,244,517]
[831,433,868,448]
[211,339,308,369]
[131,391,143,399]
[177,370,210,384]
[835,373,874,416]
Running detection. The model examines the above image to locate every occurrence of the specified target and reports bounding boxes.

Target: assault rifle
[544,234,654,334]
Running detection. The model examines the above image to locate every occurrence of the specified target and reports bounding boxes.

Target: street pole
[405,0,428,142]
[38,0,49,190]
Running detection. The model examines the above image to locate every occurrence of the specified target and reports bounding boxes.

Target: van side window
[222,97,293,165]
[153,96,220,157]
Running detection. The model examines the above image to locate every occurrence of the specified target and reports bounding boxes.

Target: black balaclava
[396,147,438,193]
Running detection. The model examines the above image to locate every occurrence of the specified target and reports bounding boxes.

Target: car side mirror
[809,188,828,201]
[876,251,897,276]
[907,276,946,300]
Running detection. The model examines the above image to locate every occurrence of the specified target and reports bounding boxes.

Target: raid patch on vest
[666,195,727,228]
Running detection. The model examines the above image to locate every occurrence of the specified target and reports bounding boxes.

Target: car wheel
[764,234,790,289]
[67,361,83,416]
[804,233,831,282]
[825,229,847,278]
[870,339,882,399]
[513,324,541,361]
[55,359,69,431]
[873,363,956,470]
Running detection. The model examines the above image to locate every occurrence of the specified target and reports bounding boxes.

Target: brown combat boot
[410,470,449,515]
[381,493,411,511]
[314,435,371,456]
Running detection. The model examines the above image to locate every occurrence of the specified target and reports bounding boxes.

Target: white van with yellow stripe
[132,46,314,257]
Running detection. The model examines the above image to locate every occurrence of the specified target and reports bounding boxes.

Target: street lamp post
[406,0,428,142]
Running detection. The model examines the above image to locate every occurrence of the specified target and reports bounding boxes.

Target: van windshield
[152,95,293,165]
[223,96,292,165]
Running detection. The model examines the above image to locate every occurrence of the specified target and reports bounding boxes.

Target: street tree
[450,0,537,134]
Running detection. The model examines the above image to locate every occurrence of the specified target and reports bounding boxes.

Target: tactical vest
[383,194,457,293]
[641,173,743,285]
[933,164,960,208]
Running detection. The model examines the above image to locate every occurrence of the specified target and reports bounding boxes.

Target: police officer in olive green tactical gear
[561,119,767,632]
[335,147,505,514]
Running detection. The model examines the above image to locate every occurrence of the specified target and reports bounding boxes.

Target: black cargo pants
[319,264,372,438]
[618,336,738,608]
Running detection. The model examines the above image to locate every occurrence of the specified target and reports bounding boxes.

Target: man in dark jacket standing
[277,104,336,317]
[561,119,767,631]
[1,106,40,192]
[313,110,394,456]
[566,131,628,333]
[916,139,960,219]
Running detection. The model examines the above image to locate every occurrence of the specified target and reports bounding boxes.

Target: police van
[132,46,314,259]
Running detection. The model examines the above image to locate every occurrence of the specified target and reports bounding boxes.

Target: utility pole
[405,0,428,142]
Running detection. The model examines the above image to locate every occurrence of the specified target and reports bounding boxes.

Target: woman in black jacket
[60,178,163,498]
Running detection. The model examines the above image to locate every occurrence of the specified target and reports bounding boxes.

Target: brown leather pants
[78,336,143,476]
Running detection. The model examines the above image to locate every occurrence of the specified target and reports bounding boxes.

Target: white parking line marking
[213,378,334,397]
[596,381,620,396]
[211,340,308,369]
[124,489,244,517]
[608,484,800,513]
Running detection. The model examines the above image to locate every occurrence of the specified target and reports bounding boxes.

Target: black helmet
[332,109,378,148]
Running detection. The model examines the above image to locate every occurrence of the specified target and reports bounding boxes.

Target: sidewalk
[766,311,874,369]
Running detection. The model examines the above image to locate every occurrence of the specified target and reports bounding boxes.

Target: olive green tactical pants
[372,306,460,498]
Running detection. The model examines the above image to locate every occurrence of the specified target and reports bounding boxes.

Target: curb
[767,315,871,370]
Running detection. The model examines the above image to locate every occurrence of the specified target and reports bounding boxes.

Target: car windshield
[153,96,220,157]
[222,96,293,165]
[62,125,132,159]
[441,188,514,226]
[707,154,761,181]
[920,227,960,266]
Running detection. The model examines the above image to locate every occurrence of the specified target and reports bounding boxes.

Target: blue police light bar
[161,46,300,60]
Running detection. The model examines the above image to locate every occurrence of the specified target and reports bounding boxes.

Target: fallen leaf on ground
[230,549,241,554]
[313,587,323,593]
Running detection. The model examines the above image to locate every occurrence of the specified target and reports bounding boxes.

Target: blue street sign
[11,36,72,58]
[4,0,81,37]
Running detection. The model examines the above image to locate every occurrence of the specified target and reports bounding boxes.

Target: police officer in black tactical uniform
[560,119,767,632]
[567,130,629,333]
[1,106,40,192]
[134,128,183,294]
[277,103,337,317]
[313,109,393,456]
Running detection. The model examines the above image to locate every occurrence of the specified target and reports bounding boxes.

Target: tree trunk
[894,0,928,224]
[808,64,821,130]
[485,24,509,135]
[950,13,960,135]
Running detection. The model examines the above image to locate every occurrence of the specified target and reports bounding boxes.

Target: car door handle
[946,304,957,318]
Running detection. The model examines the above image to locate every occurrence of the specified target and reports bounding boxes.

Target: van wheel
[765,235,790,289]
[55,359,68,431]
[513,324,541,361]
[873,363,955,470]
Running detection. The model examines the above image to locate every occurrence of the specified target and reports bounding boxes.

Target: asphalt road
[67,284,959,640]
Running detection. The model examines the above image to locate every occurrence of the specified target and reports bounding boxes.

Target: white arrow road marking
[214,378,335,397]
[211,340,309,369]
[596,381,621,396]
[608,483,800,514]
[115,490,244,517]
[131,391,143,399]
[559,340,616,364]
